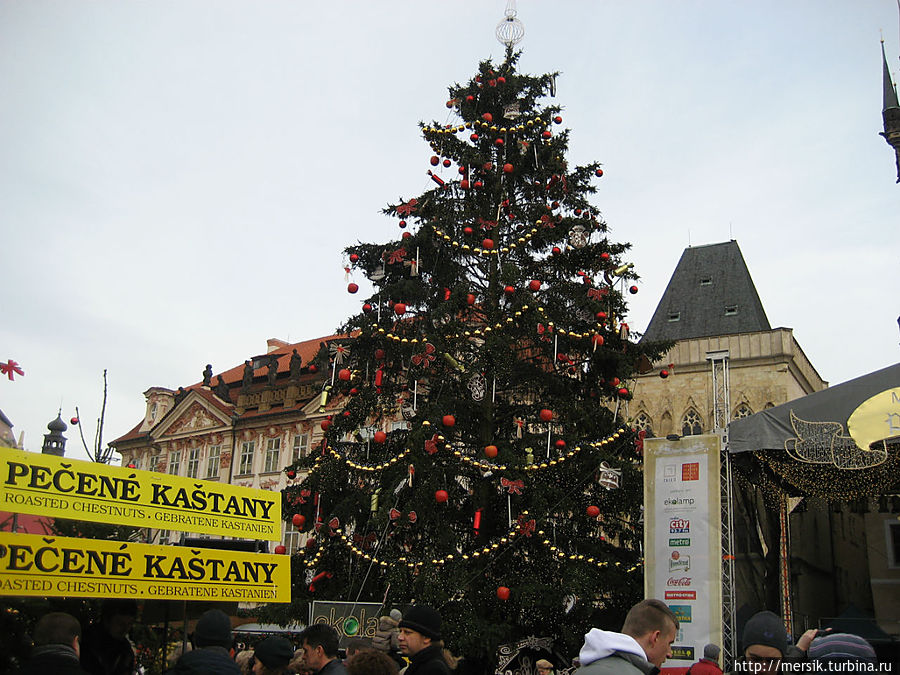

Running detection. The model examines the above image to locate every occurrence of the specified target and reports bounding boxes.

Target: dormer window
[668,312,681,322]
[700,276,712,286]
[724,305,738,316]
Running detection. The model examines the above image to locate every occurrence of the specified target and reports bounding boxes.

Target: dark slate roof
[641,241,771,342]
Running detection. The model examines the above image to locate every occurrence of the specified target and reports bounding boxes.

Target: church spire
[881,33,900,181]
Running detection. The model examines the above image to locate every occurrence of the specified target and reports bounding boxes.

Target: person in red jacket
[687,644,722,675]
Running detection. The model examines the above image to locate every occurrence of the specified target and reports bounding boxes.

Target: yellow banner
[0,448,280,540]
[848,387,900,451]
[0,531,290,602]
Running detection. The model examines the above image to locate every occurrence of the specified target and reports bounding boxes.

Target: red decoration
[399,220,407,229]
[586,505,600,518]
[394,303,407,315]
[349,254,359,263]
[460,179,470,189]
[396,198,418,216]
[483,162,493,171]
[464,226,474,234]
[0,360,24,381]
[497,586,511,601]
[592,334,604,349]
[618,387,630,397]
[362,303,373,313]
[596,168,604,177]
[482,113,493,123]
[555,439,566,449]
[308,364,318,373]
[274,544,286,554]
[629,285,639,294]
[528,280,541,291]
[347,283,359,294]
[411,343,436,367]
[308,570,332,591]
[501,477,524,494]
[660,369,670,379]
[474,180,483,188]
[484,445,498,459]
[338,368,351,381]
[374,348,385,360]
[430,156,439,166]
[442,414,456,427]
[424,434,440,455]
[402,232,411,239]
[435,489,449,503]
[474,508,482,532]
[470,133,479,142]
[320,419,332,431]
[542,130,552,139]
[539,409,553,422]
[442,158,451,168]
[70,417,79,425]
[292,514,306,528]
[495,138,504,146]
[553,115,563,124]
[497,76,506,84]
[504,285,515,295]
[466,293,476,305]
[552,246,561,255]
[503,163,514,173]
[482,238,494,250]
[287,469,296,479]
[466,95,474,102]
[373,430,387,443]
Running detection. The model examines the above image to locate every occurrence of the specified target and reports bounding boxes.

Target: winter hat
[255,636,295,668]
[807,634,876,663]
[536,659,554,670]
[742,611,787,657]
[704,644,721,661]
[194,609,233,648]
[399,605,442,640]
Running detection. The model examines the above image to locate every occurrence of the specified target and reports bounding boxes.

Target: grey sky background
[2,1,898,457]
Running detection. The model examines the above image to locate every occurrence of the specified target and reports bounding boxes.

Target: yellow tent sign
[0,448,280,540]
[0,531,290,602]
[848,387,900,452]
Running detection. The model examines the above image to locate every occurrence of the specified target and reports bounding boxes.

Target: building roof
[642,241,771,342]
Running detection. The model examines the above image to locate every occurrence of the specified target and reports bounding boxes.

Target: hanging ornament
[484,445,498,459]
[516,514,536,537]
[308,570,333,592]
[329,343,350,365]
[424,434,441,455]
[595,168,604,177]
[394,303,407,316]
[501,477,524,495]
[396,198,418,216]
[586,505,600,518]
[568,224,589,248]
[435,489,449,503]
[496,586,511,601]
[660,369,670,379]
[525,447,534,465]
[338,368,352,381]
[528,280,541,291]
[468,372,486,401]
[539,409,554,422]
[274,544,286,554]
[373,430,387,443]
[347,283,359,294]
[70,417,80,425]
[292,513,306,528]
[599,462,622,490]
[514,417,524,438]
[474,508,483,533]
[442,414,456,427]
[0,360,24,381]
[411,343,437,368]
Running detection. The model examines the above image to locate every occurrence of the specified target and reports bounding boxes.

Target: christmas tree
[277,48,669,664]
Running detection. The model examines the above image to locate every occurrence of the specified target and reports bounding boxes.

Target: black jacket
[80,624,135,675]
[405,645,451,675]
[15,645,92,675]
[165,646,241,675]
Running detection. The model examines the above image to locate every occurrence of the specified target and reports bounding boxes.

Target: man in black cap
[166,608,240,674]
[253,636,295,674]
[740,611,787,675]
[397,605,450,675]
[299,624,347,675]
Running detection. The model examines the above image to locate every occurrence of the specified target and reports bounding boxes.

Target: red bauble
[362,303,373,313]
[374,430,387,443]
[555,439,567,448]
[292,513,306,528]
[539,409,554,422]
[308,364,318,373]
[503,163,514,173]
[528,280,541,291]
[592,335,604,348]
[574,208,582,216]
[495,138,504,146]
[435,489,449,503]
[458,166,467,175]
[460,179,470,189]
[482,113,493,123]
[305,537,316,549]
[394,303,407,315]
[600,252,610,261]
[274,544,286,555]
[320,419,331,431]
[496,586,511,601]
[470,133,479,142]
[463,226,473,235]
[557,353,569,362]
[430,156,439,166]
[484,445,498,458]
[402,232,411,239]
[483,162,493,171]
[660,369,670,379]
[374,348,385,360]
[349,254,359,263]
[629,285,639,294]
[552,246,561,255]
[482,238,494,250]
[347,283,359,294]
[595,168,604,177]
[466,293,476,305]
[553,115,563,124]
[611,377,620,386]
[70,417,79,425]
[618,387,630,397]
[126,463,135,469]
[504,285,515,295]
[586,505,600,518]
[497,76,506,84]
[287,469,296,479]
[399,220,407,229]
[466,95,474,102]
[474,180,483,188]
[443,159,452,168]
[338,368,351,381]
[442,414,456,427]
[596,311,608,320]
[542,130,552,139]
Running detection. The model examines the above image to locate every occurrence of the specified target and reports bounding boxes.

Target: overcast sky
[2,1,898,457]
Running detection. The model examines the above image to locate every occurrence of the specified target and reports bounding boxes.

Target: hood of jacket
[579,629,647,666]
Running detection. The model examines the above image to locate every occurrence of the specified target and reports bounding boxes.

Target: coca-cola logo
[667,577,692,586]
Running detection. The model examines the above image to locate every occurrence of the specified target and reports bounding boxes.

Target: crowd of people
[11,598,885,675]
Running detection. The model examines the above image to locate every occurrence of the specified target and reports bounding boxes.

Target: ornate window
[733,403,753,419]
[293,433,309,460]
[149,453,161,473]
[206,445,221,478]
[634,413,655,438]
[681,409,703,436]
[238,441,255,475]
[264,438,281,473]
[186,447,200,479]
[284,521,304,556]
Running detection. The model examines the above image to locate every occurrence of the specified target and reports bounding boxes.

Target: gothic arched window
[634,412,655,438]
[681,409,703,436]
[733,403,753,419]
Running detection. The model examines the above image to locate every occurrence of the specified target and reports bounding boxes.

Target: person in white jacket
[575,600,679,675]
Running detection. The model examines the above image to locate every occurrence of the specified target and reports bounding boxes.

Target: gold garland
[422,115,549,137]
[432,225,537,255]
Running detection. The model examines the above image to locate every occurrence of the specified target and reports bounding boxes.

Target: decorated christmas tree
[277,46,669,664]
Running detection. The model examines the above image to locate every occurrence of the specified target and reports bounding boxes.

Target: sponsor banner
[0,531,290,602]
[0,448,280,540]
[644,434,723,662]
[310,601,383,645]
